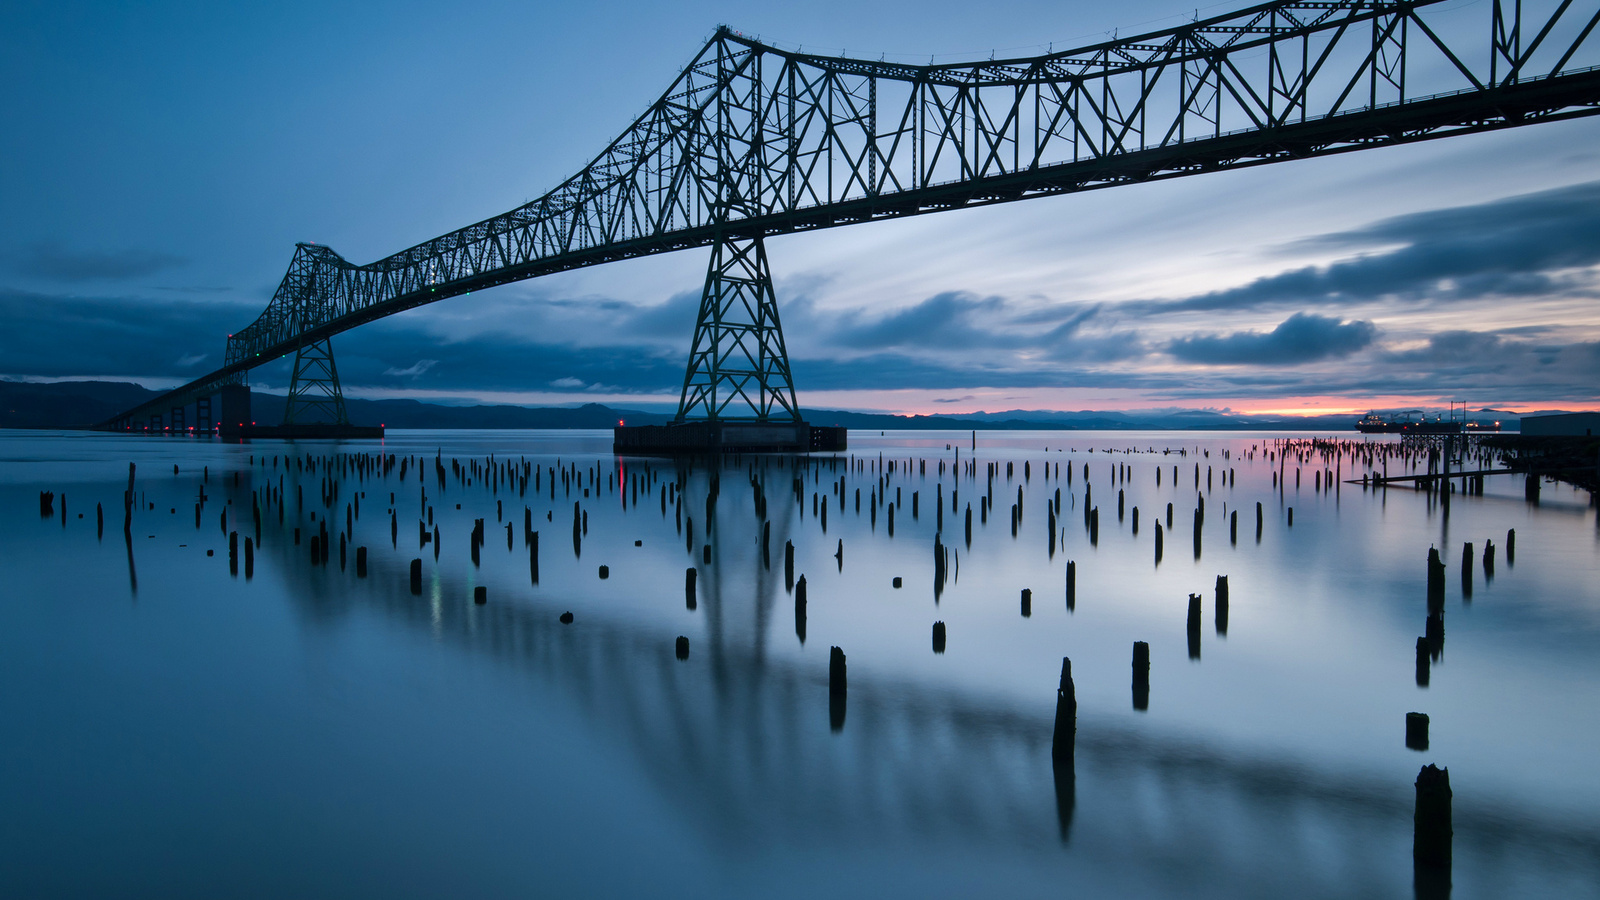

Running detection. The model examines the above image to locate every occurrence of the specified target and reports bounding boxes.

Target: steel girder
[105,0,1600,428]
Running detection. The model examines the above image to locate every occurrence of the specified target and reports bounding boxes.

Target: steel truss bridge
[105,0,1600,433]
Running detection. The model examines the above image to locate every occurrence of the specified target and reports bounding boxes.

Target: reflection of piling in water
[410,558,422,595]
[355,545,366,577]
[1525,472,1541,503]
[1051,657,1077,762]
[932,620,945,653]
[1406,712,1430,751]
[1215,575,1229,635]
[1425,611,1444,660]
[1414,764,1453,868]
[529,531,540,584]
[1052,751,1076,845]
[1187,593,1202,659]
[1132,641,1150,711]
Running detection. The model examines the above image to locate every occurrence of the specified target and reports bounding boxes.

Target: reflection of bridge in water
[105,0,1600,442]
[226,463,1600,897]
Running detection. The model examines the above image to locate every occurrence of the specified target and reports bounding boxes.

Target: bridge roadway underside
[103,69,1600,431]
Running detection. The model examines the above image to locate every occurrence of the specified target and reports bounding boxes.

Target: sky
[3,0,1599,417]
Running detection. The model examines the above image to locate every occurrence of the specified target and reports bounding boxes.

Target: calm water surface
[2,428,1597,899]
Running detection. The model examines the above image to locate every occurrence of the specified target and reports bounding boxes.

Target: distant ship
[1355,411,1460,434]
[1354,410,1500,434]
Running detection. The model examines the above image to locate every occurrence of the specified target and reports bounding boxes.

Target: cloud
[549,376,585,388]
[382,359,438,378]
[0,287,254,379]
[833,292,1010,349]
[1137,181,1600,313]
[1166,313,1377,365]
[9,242,188,282]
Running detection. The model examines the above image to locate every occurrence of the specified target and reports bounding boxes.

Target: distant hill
[0,379,1536,432]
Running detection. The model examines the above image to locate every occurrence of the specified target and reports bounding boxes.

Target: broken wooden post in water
[1406,712,1430,751]
[1132,641,1150,711]
[1414,764,1453,869]
[1051,657,1076,763]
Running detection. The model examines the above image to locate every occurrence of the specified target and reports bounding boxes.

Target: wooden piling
[1427,547,1446,611]
[1021,588,1032,617]
[1215,575,1229,635]
[1066,560,1076,611]
[1051,657,1077,762]
[794,574,806,643]
[1187,593,1202,659]
[1414,765,1452,867]
[1406,712,1430,751]
[409,558,422,594]
[474,586,487,605]
[829,646,847,696]
[1132,641,1150,711]
[932,621,946,653]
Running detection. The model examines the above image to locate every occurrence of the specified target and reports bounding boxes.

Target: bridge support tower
[615,230,844,455]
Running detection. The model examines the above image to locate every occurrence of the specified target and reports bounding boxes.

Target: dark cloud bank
[4,181,1600,405]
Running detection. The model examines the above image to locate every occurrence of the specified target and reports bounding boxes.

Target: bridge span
[102,0,1600,437]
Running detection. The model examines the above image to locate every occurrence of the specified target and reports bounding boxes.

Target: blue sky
[3,0,1599,415]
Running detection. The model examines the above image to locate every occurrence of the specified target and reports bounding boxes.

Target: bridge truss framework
[103,0,1600,435]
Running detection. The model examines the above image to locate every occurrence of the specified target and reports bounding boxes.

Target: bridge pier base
[219,384,251,439]
[614,420,845,455]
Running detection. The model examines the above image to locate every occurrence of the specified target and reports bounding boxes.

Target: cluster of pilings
[65,431,1553,885]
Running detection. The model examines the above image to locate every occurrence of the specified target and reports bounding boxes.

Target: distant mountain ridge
[0,379,1535,432]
